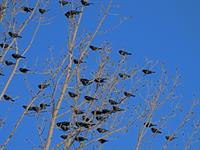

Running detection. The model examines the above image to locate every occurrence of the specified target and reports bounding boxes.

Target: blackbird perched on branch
[57,121,70,127]
[12,54,25,59]
[81,0,93,6]
[19,68,30,73]
[119,73,130,79]
[94,78,107,84]
[108,99,119,105]
[97,128,108,133]
[5,60,15,66]
[21,7,34,13]
[68,91,78,98]
[98,138,108,144]
[60,135,68,139]
[151,127,162,134]
[71,106,85,115]
[142,69,155,75]
[65,10,82,18]
[38,83,49,89]
[75,136,88,142]
[39,103,50,110]
[0,43,9,49]
[112,106,124,112]
[9,32,22,38]
[59,0,71,6]
[73,59,85,64]
[80,78,93,86]
[3,95,14,102]
[89,45,102,51]
[22,105,40,113]
[39,8,47,14]
[119,50,132,56]
[144,122,157,128]
[124,91,135,97]
[165,135,176,141]
[84,96,98,101]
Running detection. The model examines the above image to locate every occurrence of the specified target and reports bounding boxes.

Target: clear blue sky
[0,0,200,149]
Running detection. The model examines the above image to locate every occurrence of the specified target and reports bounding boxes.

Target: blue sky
[0,0,200,149]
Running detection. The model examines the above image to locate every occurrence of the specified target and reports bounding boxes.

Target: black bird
[0,43,9,49]
[119,73,130,79]
[65,10,82,18]
[39,8,47,14]
[142,69,155,75]
[22,105,40,113]
[12,53,25,59]
[97,128,108,133]
[71,106,85,115]
[80,78,93,86]
[68,91,78,98]
[112,106,124,112]
[144,122,156,128]
[39,103,50,110]
[21,7,34,13]
[82,115,92,123]
[59,0,71,6]
[3,95,14,102]
[89,45,102,51]
[5,60,15,66]
[94,78,107,84]
[84,96,98,101]
[73,59,85,65]
[108,99,119,105]
[81,0,93,6]
[91,110,102,115]
[75,136,88,142]
[57,121,70,127]
[75,122,95,128]
[38,83,49,89]
[19,68,30,73]
[8,32,22,38]
[101,109,112,114]
[165,135,176,141]
[59,124,69,131]
[60,135,68,139]
[119,50,132,56]
[124,91,135,97]
[151,127,162,134]
[96,116,108,121]
[98,138,108,144]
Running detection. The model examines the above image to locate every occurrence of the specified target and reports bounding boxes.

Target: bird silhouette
[97,128,108,133]
[94,78,107,84]
[12,54,25,59]
[68,91,78,98]
[57,121,70,127]
[91,110,102,115]
[22,105,40,113]
[108,99,119,105]
[119,50,132,56]
[71,106,85,115]
[98,138,108,144]
[81,0,93,6]
[9,32,22,38]
[21,7,34,13]
[80,78,93,86]
[73,59,85,65]
[39,8,47,14]
[96,116,108,121]
[101,109,112,114]
[75,136,88,142]
[60,135,68,139]
[3,95,14,102]
[40,103,50,110]
[151,127,162,134]
[82,115,92,123]
[142,69,155,75]
[59,0,71,6]
[89,45,102,51]
[65,10,82,18]
[38,83,49,89]
[112,106,124,112]
[165,135,176,141]
[84,96,98,101]
[119,73,130,79]
[144,122,157,128]
[0,43,9,49]
[5,60,15,66]
[19,68,30,73]
[124,91,135,97]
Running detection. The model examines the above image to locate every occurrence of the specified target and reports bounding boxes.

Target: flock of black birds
[144,122,176,142]
[0,0,161,147]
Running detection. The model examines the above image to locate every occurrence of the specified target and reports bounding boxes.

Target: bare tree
[0,0,199,150]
